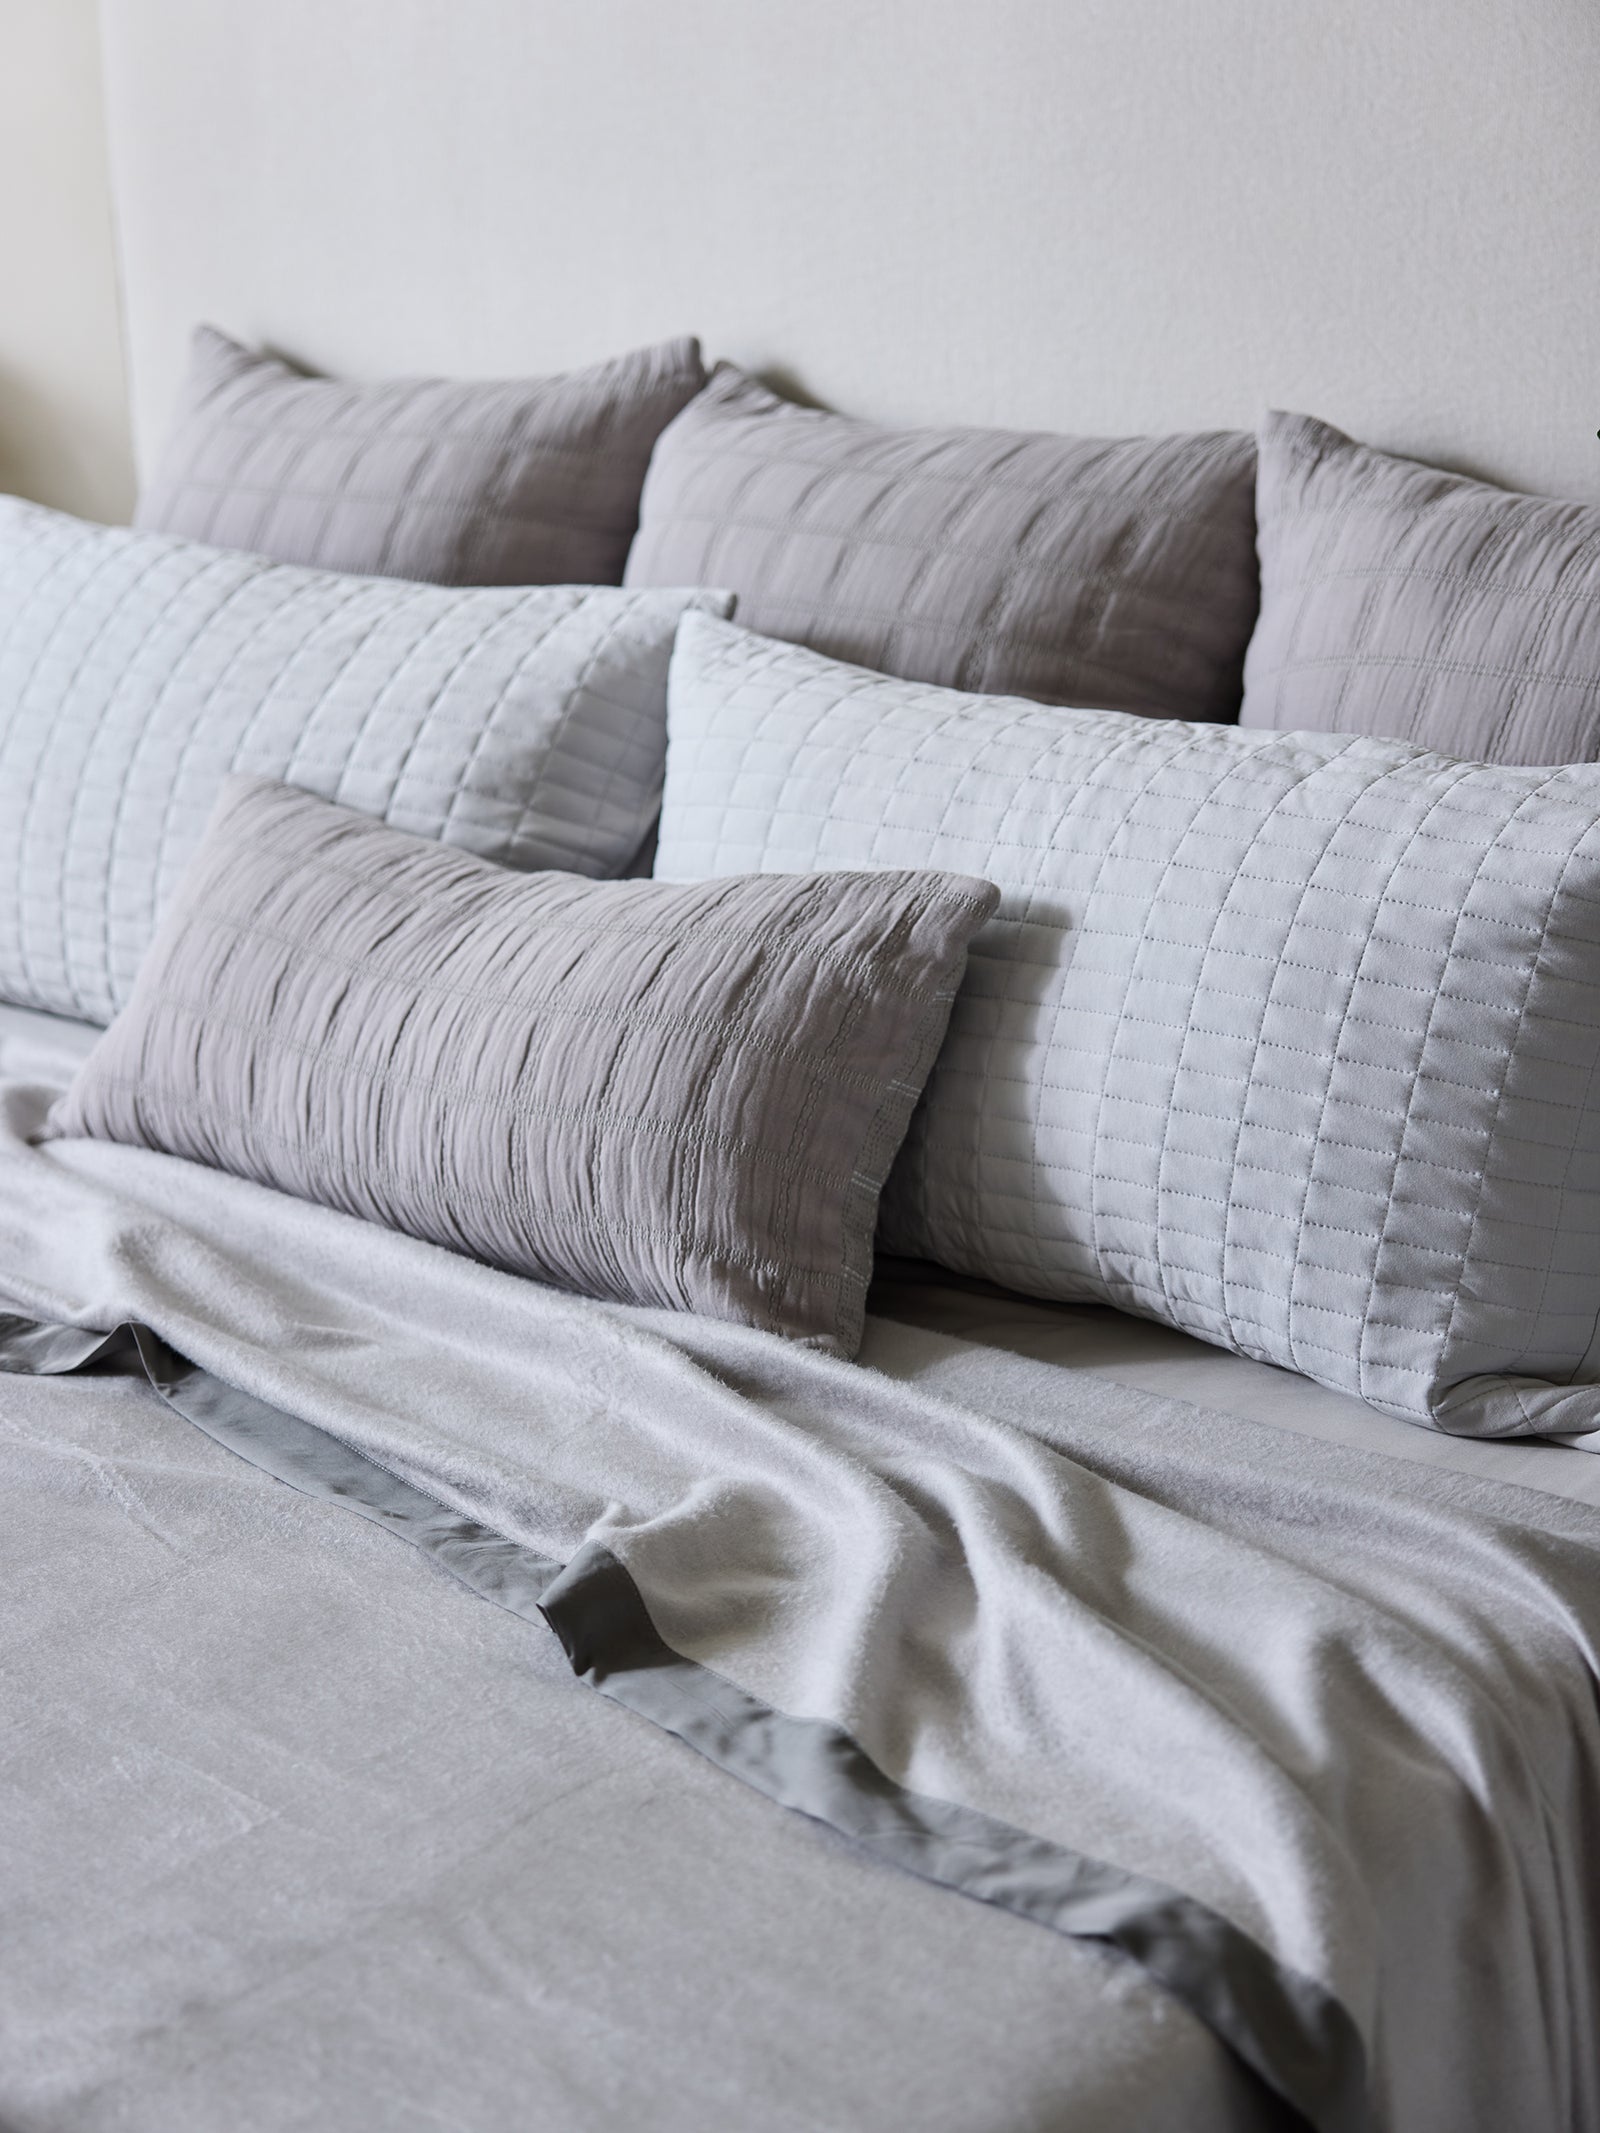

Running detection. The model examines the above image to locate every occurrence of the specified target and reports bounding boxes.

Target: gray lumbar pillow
[624,363,1259,720]
[49,777,997,1356]
[660,611,1600,1437]
[1241,410,1600,764]
[135,325,706,585]
[0,494,729,1026]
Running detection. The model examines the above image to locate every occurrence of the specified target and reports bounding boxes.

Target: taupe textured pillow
[49,777,996,1355]
[1241,411,1600,763]
[624,364,1259,718]
[135,326,706,586]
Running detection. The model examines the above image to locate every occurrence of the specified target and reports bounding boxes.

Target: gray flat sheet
[4,1003,1600,2132]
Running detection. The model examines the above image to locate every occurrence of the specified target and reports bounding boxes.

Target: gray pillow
[660,612,1600,1438]
[135,325,706,586]
[48,777,996,1356]
[624,364,1259,719]
[1241,411,1600,763]
[0,494,729,1025]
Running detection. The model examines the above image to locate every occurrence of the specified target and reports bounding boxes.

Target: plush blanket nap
[4,1010,1600,2132]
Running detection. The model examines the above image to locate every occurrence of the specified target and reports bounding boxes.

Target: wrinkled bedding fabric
[4,1007,1600,2131]
[3,1313,1363,2132]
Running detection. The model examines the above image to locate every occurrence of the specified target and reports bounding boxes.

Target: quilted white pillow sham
[659,613,1600,1438]
[0,496,729,1024]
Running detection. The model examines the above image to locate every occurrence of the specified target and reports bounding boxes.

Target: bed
[8,954,1600,2133]
[8,9,1600,2132]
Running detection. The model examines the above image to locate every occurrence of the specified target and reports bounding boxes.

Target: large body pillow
[50,777,996,1357]
[659,613,1600,1438]
[625,365,1258,720]
[0,496,728,1024]
[136,326,706,585]
[1241,411,1600,764]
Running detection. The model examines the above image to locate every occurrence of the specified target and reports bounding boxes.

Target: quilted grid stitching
[90,558,306,1013]
[272,586,484,807]
[204,389,338,557]
[626,369,1258,718]
[34,543,255,1013]
[1427,806,1594,1372]
[0,496,726,1024]
[1242,413,1600,765]
[637,436,1251,525]
[136,328,705,585]
[1487,518,1600,762]
[661,615,1600,1430]
[1103,738,1331,1334]
[141,571,380,934]
[1396,496,1529,753]
[1275,762,1515,1391]
[436,591,627,853]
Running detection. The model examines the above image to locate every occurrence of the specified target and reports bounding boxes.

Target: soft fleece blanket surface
[3,1017,1599,2132]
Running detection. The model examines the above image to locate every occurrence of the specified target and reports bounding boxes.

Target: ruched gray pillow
[50,777,997,1355]
[624,364,1259,719]
[136,325,706,585]
[1241,411,1600,763]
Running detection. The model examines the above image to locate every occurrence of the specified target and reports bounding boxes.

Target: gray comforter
[3,1015,1600,2133]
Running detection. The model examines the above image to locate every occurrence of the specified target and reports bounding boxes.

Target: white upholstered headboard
[100,0,1600,501]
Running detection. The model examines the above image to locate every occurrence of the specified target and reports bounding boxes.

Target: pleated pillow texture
[658,612,1600,1437]
[625,364,1259,719]
[51,777,997,1355]
[1242,411,1600,763]
[0,495,728,1024]
[136,325,706,585]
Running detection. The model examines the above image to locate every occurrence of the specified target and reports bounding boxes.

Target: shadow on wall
[0,360,135,525]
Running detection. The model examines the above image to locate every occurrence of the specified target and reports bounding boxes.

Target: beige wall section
[102,0,1600,502]
[0,0,133,521]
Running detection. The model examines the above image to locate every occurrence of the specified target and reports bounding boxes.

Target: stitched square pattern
[1241,411,1600,763]
[625,365,1259,719]
[0,495,729,1025]
[50,778,997,1355]
[136,326,706,585]
[659,614,1600,1436]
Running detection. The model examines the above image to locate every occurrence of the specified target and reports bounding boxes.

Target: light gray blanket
[4,1014,1600,2132]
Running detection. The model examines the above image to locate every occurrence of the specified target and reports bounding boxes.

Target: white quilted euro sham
[658,612,1600,1438]
[0,495,729,1025]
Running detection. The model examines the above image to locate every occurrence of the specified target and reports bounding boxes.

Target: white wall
[0,0,132,520]
[103,0,1600,501]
